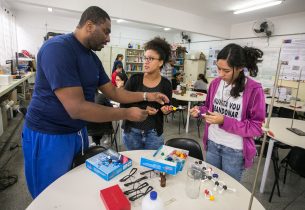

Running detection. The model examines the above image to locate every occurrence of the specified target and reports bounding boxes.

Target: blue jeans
[123,128,164,150]
[206,140,244,181]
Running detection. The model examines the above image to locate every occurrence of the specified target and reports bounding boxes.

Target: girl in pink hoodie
[190,43,265,181]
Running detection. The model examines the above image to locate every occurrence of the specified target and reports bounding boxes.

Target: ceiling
[7,1,181,33]
[6,0,305,36]
[141,0,305,24]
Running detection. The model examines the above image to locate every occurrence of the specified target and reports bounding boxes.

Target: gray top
[194,80,207,91]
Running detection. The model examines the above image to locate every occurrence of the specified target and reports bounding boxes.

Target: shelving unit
[125,48,144,73]
[172,46,187,73]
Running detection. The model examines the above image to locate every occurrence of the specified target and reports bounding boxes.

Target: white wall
[230,11,305,39]
[15,0,231,38]
[15,10,176,55]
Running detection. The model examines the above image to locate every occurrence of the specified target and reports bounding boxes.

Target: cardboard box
[0,75,13,85]
[140,145,189,175]
[86,149,132,181]
[100,184,130,210]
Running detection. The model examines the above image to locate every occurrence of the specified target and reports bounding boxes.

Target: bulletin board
[278,39,305,81]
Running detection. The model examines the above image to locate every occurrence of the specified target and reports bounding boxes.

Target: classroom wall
[185,13,305,100]
[15,10,176,56]
[15,0,230,39]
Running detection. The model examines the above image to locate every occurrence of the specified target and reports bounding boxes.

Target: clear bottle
[141,191,164,210]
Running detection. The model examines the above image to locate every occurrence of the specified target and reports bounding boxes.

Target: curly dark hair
[144,37,171,68]
[217,43,263,98]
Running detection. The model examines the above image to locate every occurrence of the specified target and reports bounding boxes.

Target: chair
[72,145,107,168]
[165,138,204,160]
[171,98,187,134]
[87,93,119,151]
[269,146,305,202]
[278,107,298,119]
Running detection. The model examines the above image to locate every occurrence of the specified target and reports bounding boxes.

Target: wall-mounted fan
[252,19,274,38]
[181,32,191,43]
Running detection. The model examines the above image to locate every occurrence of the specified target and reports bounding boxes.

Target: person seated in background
[111,64,123,86]
[115,72,128,88]
[194,73,208,93]
[112,54,124,73]
[87,93,113,146]
[171,72,184,90]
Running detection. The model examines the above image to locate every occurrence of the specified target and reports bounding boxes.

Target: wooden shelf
[126,48,144,51]
[126,62,143,64]
[126,71,142,73]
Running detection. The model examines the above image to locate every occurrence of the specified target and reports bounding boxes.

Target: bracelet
[143,92,147,101]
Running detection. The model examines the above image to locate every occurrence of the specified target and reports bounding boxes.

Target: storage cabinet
[184,60,206,82]
[125,48,144,74]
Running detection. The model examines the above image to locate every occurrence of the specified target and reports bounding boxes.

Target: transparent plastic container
[141,191,164,210]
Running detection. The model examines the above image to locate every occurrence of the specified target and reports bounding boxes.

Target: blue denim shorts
[123,127,164,150]
[206,139,244,181]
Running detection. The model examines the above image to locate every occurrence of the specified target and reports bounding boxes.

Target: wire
[0,170,18,191]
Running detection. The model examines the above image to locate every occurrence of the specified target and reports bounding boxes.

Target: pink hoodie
[200,77,266,168]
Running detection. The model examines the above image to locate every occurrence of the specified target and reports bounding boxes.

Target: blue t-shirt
[26,33,110,134]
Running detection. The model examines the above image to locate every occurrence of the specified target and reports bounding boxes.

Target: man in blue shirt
[22,6,169,198]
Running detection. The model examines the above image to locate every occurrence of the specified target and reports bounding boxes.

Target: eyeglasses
[120,168,137,182]
[143,56,160,63]
[124,182,149,195]
[124,176,148,187]
[129,185,154,201]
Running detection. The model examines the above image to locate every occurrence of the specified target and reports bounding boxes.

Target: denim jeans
[206,139,244,181]
[123,128,164,150]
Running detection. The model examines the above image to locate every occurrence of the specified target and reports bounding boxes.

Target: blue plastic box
[140,145,189,175]
[86,149,132,181]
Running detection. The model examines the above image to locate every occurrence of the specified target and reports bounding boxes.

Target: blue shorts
[22,124,89,198]
[123,128,164,150]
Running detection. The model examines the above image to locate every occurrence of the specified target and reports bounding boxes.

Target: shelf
[126,71,142,73]
[126,62,143,64]
[18,58,34,61]
[126,48,144,51]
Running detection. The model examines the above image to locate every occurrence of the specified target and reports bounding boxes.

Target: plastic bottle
[141,191,164,210]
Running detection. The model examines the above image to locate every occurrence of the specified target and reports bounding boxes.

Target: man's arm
[54,86,148,122]
[99,82,169,104]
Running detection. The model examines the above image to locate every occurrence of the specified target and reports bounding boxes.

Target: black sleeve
[164,79,173,104]
[120,74,142,108]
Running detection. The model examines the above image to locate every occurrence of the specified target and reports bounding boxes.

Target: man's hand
[147,92,169,105]
[126,107,149,121]
[146,106,158,115]
[203,111,224,124]
[190,106,200,118]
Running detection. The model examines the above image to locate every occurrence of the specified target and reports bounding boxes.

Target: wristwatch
[143,92,147,101]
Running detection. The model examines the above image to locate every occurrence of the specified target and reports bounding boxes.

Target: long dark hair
[198,74,208,83]
[116,72,128,85]
[115,54,123,61]
[217,43,263,98]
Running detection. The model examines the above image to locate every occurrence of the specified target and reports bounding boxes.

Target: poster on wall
[279,39,305,81]
[206,48,221,77]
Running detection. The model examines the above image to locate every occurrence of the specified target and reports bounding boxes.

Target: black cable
[0,170,18,191]
[0,147,20,170]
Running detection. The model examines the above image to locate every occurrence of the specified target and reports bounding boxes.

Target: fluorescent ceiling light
[163,28,171,31]
[116,19,125,23]
[47,7,53,12]
[233,0,282,14]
